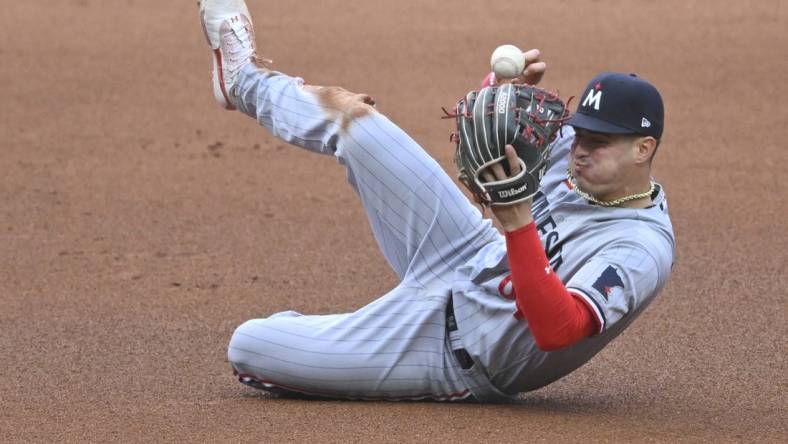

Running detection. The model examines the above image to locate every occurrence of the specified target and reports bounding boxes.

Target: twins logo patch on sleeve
[591,265,625,300]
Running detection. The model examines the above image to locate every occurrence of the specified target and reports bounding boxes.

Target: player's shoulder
[635,185,675,252]
[602,218,675,277]
[611,232,671,264]
[585,196,674,269]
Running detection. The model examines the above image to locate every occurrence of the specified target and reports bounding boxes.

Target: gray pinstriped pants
[226,65,513,402]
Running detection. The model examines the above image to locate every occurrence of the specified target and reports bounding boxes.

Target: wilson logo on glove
[498,184,528,199]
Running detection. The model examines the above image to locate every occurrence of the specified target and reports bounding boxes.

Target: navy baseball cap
[567,72,664,139]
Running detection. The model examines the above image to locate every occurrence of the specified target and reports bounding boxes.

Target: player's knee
[228,312,303,369]
[306,85,377,131]
[227,319,259,367]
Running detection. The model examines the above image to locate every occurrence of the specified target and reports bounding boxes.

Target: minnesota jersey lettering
[532,190,564,272]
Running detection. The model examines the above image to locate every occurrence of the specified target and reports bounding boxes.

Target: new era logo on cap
[641,117,651,128]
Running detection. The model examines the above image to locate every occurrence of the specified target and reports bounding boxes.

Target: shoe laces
[221,15,256,80]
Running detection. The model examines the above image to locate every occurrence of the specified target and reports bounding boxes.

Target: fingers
[491,162,507,178]
[480,146,521,182]
[481,163,505,182]
[523,62,546,85]
[522,48,546,85]
[490,49,546,86]
[505,145,522,174]
[524,61,546,77]
[523,48,541,64]
[501,49,544,86]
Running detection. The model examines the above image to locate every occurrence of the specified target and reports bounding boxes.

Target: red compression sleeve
[505,222,597,351]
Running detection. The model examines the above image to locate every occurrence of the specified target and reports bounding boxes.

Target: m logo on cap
[582,88,602,111]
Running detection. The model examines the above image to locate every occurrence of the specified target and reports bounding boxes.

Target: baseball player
[198,0,674,402]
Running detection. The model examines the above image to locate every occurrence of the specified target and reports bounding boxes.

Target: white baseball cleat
[199,0,257,109]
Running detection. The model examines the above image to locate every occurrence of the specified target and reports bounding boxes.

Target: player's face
[570,129,642,200]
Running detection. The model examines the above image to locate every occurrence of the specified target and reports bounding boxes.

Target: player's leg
[199,0,500,284]
[226,286,476,401]
[202,2,511,403]
[233,67,501,285]
[336,103,503,285]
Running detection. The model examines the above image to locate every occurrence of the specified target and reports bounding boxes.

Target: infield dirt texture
[1,1,785,442]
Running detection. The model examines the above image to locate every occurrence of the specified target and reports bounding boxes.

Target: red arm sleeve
[504,222,598,351]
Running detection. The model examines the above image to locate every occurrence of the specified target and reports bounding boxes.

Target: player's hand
[481,145,535,232]
[520,49,546,86]
[488,49,546,87]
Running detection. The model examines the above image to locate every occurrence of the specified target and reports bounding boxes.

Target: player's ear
[634,136,657,165]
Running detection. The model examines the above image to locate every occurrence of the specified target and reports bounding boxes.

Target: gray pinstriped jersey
[452,126,675,393]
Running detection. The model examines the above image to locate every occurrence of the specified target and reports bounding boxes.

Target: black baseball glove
[446,83,569,205]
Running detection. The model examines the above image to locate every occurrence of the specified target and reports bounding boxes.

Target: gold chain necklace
[566,169,655,207]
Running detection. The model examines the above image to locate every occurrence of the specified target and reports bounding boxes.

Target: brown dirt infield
[1,0,785,442]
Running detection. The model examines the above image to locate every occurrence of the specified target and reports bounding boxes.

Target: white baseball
[490,44,526,80]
